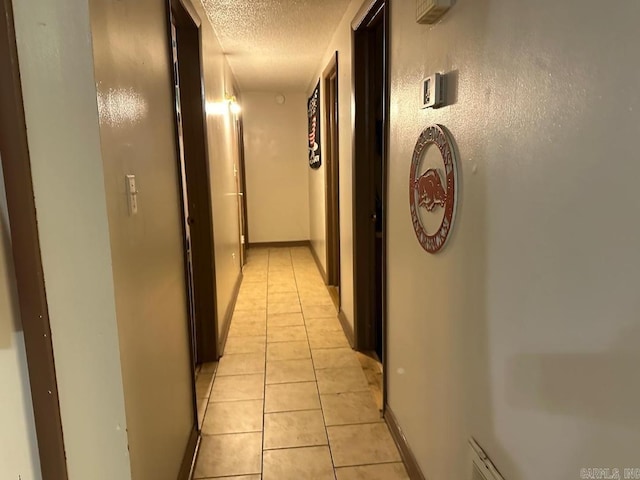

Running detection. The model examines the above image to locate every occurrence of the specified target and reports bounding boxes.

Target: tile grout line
[260,248,271,478]
[291,250,338,480]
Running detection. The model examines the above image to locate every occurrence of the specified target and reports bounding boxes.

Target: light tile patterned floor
[194,247,409,479]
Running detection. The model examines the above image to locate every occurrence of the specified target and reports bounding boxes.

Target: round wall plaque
[409,124,458,253]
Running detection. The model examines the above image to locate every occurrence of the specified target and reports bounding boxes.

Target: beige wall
[87,0,197,477]
[0,160,41,480]
[387,1,640,479]
[190,0,244,336]
[13,0,243,478]
[88,0,243,476]
[12,0,132,478]
[243,92,310,243]
[309,0,367,332]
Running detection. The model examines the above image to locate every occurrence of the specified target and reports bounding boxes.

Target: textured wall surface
[387,1,640,479]
[243,92,310,243]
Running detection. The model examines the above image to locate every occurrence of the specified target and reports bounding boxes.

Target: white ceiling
[202,0,352,92]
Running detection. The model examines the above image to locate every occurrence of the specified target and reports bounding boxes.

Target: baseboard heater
[470,438,505,480]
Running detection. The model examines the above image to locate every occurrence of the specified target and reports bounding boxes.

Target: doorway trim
[351,0,390,403]
[323,51,341,306]
[0,0,68,477]
[235,114,249,266]
[166,0,214,475]
[169,0,219,365]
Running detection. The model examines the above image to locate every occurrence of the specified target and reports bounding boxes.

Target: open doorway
[352,0,388,408]
[169,0,219,371]
[324,52,341,307]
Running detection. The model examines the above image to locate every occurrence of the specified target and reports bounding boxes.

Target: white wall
[309,0,367,332]
[12,0,132,478]
[243,92,310,243]
[387,1,640,479]
[0,159,41,479]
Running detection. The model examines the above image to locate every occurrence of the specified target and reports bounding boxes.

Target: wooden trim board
[309,241,328,283]
[385,406,426,480]
[338,309,355,348]
[217,271,243,356]
[248,240,311,249]
[177,426,200,480]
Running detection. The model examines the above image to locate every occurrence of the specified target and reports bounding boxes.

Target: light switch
[126,174,138,215]
[422,73,444,109]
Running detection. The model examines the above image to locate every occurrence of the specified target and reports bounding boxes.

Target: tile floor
[193,247,409,480]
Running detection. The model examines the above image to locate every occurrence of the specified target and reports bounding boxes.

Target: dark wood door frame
[235,115,249,266]
[0,1,69,478]
[169,0,219,365]
[351,0,389,397]
[324,52,341,293]
[167,1,215,475]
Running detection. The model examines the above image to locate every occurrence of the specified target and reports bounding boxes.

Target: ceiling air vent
[417,0,451,24]
[469,438,506,480]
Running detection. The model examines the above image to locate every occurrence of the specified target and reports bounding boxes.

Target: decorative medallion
[409,124,458,253]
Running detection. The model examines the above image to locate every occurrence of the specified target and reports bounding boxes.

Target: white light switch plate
[126,174,138,215]
[422,73,444,108]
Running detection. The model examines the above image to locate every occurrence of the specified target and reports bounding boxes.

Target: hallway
[193,247,408,479]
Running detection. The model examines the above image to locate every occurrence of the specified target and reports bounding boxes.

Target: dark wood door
[171,6,218,364]
[352,0,388,362]
[324,53,341,295]
[236,117,249,267]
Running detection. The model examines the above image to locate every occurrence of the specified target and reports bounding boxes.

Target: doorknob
[187,216,195,226]
[370,213,377,222]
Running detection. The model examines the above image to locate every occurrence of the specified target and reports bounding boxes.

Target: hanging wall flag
[307,81,321,169]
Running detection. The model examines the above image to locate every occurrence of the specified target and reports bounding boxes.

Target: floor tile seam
[312,366,361,372]
[264,407,323,415]
[325,420,393,431]
[215,370,266,377]
[333,460,407,469]
[209,398,264,404]
[217,352,266,358]
[196,368,215,431]
[323,418,386,428]
[206,397,263,405]
[266,338,309,345]
[199,431,264,439]
[318,388,372,396]
[263,440,329,451]
[259,250,272,475]
[266,357,311,363]
[261,443,331,453]
[227,334,267,339]
[292,251,341,475]
[201,427,263,436]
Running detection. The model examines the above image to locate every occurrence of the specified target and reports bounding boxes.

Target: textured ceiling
[202,0,351,92]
